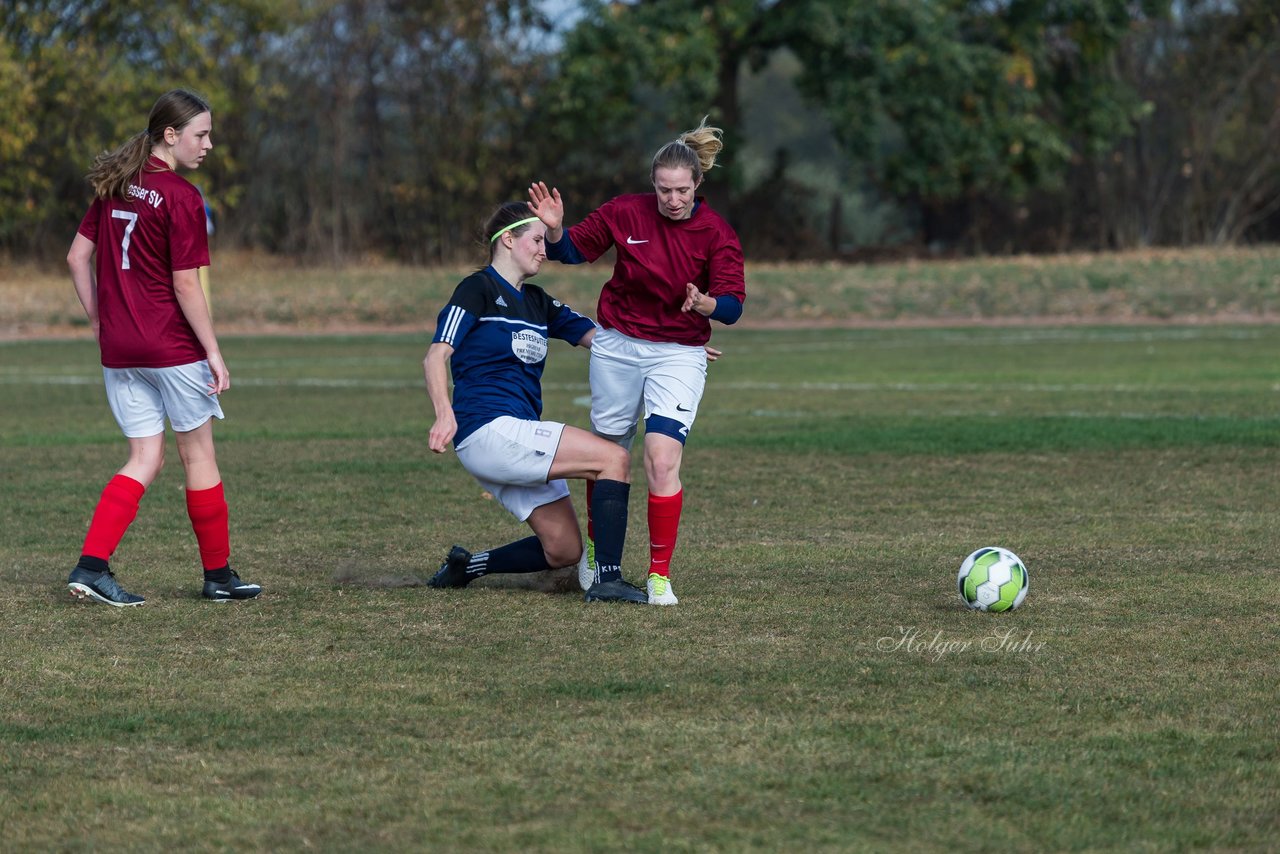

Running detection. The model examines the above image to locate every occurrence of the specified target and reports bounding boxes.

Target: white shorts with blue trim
[103,362,225,438]
[455,415,570,522]
[588,328,707,445]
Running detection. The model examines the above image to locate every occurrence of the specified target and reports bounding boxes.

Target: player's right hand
[527,182,563,231]
[428,414,456,453]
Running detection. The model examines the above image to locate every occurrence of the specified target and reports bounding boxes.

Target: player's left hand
[206,351,230,394]
[682,282,711,316]
[704,346,721,362]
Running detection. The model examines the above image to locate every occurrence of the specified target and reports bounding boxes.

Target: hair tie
[489,216,540,243]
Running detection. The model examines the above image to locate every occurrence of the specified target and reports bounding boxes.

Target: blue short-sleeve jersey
[433,266,596,445]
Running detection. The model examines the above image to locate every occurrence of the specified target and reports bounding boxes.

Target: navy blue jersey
[434,267,596,445]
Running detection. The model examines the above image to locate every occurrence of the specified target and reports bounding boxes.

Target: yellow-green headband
[490,216,541,243]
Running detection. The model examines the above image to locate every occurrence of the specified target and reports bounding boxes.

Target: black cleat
[68,566,145,607]
[429,545,473,589]
[583,577,648,604]
[202,570,262,601]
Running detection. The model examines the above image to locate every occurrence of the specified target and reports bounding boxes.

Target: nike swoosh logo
[676,404,691,412]
[626,236,648,244]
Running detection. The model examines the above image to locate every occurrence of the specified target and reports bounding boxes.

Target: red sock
[186,482,230,571]
[585,480,595,542]
[81,475,146,561]
[647,489,683,578]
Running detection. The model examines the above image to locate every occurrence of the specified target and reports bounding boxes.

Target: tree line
[2,0,1277,263]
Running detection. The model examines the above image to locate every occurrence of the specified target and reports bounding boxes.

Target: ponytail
[85,89,212,200]
[651,116,724,183]
[86,132,155,200]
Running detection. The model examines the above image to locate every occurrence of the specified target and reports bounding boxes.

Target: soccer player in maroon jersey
[528,118,746,605]
[65,89,261,606]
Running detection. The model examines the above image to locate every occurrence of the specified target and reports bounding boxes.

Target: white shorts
[589,328,707,445]
[103,362,225,438]
[455,416,570,522]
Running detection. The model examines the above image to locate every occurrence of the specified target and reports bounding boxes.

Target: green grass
[2,326,1279,851]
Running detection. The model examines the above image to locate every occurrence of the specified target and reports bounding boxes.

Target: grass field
[2,312,1278,850]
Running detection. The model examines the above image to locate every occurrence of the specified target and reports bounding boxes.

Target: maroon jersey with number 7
[76,155,210,368]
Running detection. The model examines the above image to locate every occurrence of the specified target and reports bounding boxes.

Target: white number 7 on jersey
[112,210,139,270]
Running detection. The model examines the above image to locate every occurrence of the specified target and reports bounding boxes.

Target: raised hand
[527,182,564,232]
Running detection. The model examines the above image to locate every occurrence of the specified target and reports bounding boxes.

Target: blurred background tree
[0,0,1275,262]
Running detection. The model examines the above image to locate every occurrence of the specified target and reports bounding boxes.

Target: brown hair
[651,117,724,184]
[86,89,212,200]
[484,202,539,263]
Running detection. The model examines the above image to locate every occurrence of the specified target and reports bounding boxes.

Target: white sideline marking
[0,372,1262,397]
[718,380,1234,394]
[0,374,420,389]
[2,374,1265,422]
[742,408,1268,422]
[0,373,592,391]
[747,326,1265,352]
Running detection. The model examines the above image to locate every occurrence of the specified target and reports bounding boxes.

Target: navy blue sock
[590,479,630,583]
[467,536,552,576]
[76,555,109,574]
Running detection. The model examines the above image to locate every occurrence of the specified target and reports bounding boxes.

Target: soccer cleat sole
[202,587,263,602]
[68,582,144,607]
[583,579,649,604]
[584,592,648,604]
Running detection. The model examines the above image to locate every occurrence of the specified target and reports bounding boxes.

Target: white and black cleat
[202,570,262,601]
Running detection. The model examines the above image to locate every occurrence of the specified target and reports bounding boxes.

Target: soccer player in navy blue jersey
[528,118,746,605]
[423,203,648,603]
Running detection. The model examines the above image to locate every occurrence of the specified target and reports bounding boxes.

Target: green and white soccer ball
[957,546,1028,612]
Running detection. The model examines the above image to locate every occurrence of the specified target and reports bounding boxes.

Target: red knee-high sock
[585,480,595,542]
[81,475,146,561]
[186,482,230,571]
[647,489,683,578]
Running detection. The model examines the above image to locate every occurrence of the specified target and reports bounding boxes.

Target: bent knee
[601,443,630,481]
[544,538,584,569]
